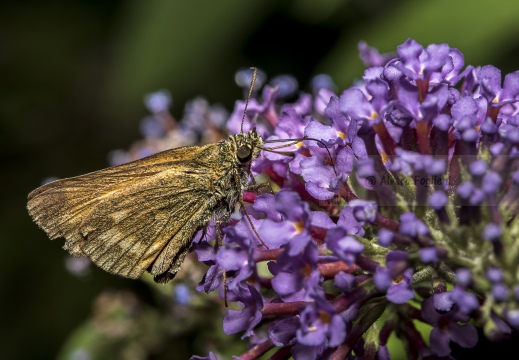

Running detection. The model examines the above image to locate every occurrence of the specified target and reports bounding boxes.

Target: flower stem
[262,301,313,316]
[318,261,361,278]
[416,121,431,155]
[331,298,388,359]
[267,345,292,360]
[238,339,275,360]
[253,248,283,262]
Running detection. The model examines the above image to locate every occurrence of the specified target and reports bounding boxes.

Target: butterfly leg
[244,182,274,195]
[246,164,273,194]
[239,201,269,249]
[233,172,270,250]
[215,218,229,307]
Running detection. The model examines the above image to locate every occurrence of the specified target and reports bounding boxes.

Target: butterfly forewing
[27,143,225,280]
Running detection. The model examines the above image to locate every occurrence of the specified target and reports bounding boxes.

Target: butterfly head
[232,128,263,165]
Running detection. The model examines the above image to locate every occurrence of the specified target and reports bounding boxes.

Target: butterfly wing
[78,168,218,279]
[27,144,223,279]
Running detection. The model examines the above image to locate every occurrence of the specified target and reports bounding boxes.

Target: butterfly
[27,68,330,285]
[28,67,281,285]
[27,126,265,283]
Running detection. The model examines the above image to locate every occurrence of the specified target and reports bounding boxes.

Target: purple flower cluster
[137,39,519,359]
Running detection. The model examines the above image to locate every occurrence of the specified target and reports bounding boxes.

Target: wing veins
[124,215,175,276]
[52,186,194,235]
[101,215,168,274]
[88,193,201,275]
[88,217,152,262]
[152,203,208,274]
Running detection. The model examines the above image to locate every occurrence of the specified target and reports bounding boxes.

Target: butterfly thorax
[209,129,263,217]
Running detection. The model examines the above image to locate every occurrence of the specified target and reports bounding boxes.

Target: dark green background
[2,0,519,359]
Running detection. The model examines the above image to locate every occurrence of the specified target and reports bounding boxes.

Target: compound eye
[237,145,252,163]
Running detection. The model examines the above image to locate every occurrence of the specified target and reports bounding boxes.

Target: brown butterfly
[27,68,330,285]
[27,68,271,284]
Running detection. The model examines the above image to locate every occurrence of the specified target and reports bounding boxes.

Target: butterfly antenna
[261,137,338,176]
[240,67,258,134]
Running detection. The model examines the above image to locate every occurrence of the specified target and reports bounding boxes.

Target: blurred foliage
[3,0,519,359]
[57,256,247,360]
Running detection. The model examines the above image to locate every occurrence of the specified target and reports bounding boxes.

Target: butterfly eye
[237,145,252,163]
